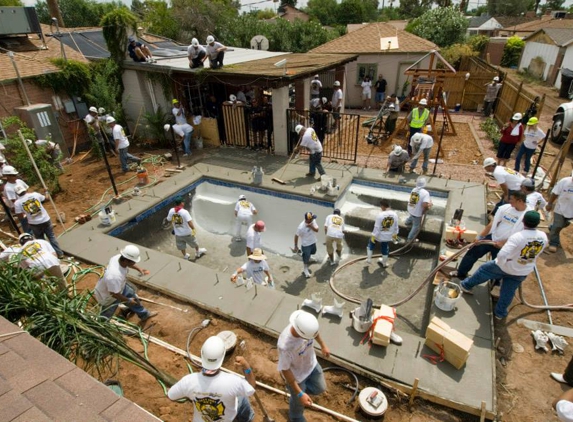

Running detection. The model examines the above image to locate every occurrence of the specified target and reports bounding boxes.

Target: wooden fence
[493,77,545,124]
[442,57,498,111]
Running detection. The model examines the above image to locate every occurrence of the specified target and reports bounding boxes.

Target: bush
[501,36,525,68]
[440,43,478,70]
[480,117,501,149]
[468,35,489,54]
[143,106,170,147]
[407,6,468,48]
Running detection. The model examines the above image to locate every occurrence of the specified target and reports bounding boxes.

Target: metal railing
[221,103,274,150]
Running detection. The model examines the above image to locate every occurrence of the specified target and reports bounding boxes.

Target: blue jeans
[301,243,317,265]
[456,234,498,278]
[119,148,140,172]
[408,127,421,154]
[549,212,571,247]
[18,216,32,235]
[308,152,325,176]
[514,144,535,173]
[375,92,385,103]
[183,130,193,155]
[410,147,431,171]
[100,284,151,320]
[461,260,526,318]
[30,220,63,257]
[287,364,327,422]
[368,238,389,255]
[234,396,254,422]
[405,214,422,241]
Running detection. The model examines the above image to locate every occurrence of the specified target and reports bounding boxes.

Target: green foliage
[407,6,468,47]
[101,8,138,64]
[334,0,378,25]
[255,9,276,19]
[501,36,525,68]
[378,6,402,21]
[468,5,488,15]
[1,117,61,194]
[143,106,170,147]
[487,0,533,16]
[399,0,431,19]
[540,0,565,13]
[440,43,478,69]
[467,35,489,54]
[480,117,501,148]
[171,0,239,44]
[36,0,124,27]
[0,0,23,5]
[85,60,125,123]
[34,59,91,97]
[139,0,181,40]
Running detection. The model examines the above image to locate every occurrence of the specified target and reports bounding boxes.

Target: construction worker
[278,310,329,422]
[546,171,573,253]
[459,211,547,320]
[188,38,206,69]
[168,336,256,421]
[331,81,343,131]
[407,99,430,154]
[106,117,141,173]
[249,98,266,150]
[367,199,399,268]
[294,124,325,178]
[310,75,322,99]
[483,76,502,117]
[497,113,524,167]
[231,248,274,288]
[409,132,434,174]
[16,233,67,292]
[0,155,8,176]
[385,145,409,174]
[483,157,525,215]
[234,195,258,242]
[515,117,544,174]
[93,245,158,321]
[14,185,63,258]
[324,209,345,265]
[405,177,431,242]
[32,139,63,171]
[167,196,207,260]
[2,165,30,233]
[521,178,548,220]
[384,97,399,136]
[97,108,116,155]
[293,212,319,279]
[450,190,530,281]
[205,35,227,69]
[246,220,265,256]
[172,99,194,157]
[309,98,327,144]
[127,36,155,63]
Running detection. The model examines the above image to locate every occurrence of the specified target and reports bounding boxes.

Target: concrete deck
[58,149,496,418]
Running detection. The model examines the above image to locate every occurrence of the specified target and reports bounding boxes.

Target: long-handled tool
[239,341,276,422]
[271,138,302,185]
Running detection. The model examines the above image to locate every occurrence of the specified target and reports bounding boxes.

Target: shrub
[440,43,478,70]
[480,117,501,149]
[468,35,489,54]
[407,6,469,48]
[501,36,525,68]
[143,106,170,147]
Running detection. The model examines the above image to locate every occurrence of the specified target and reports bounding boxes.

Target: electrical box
[14,104,69,157]
[0,7,42,37]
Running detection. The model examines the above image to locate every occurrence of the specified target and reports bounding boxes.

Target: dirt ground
[1,71,573,421]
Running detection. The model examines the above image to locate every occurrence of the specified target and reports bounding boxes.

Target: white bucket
[351,307,372,333]
[320,174,333,189]
[98,209,116,226]
[434,282,462,312]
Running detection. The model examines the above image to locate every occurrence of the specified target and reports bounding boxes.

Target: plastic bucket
[136,168,149,185]
[434,282,462,312]
[320,174,333,189]
[352,307,372,333]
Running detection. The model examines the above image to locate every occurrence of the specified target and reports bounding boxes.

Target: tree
[101,8,138,64]
[36,0,123,27]
[0,0,23,6]
[468,5,488,15]
[307,0,338,26]
[255,9,277,19]
[335,0,368,25]
[540,0,565,13]
[487,0,533,16]
[140,0,180,40]
[398,0,431,19]
[501,36,525,67]
[407,6,468,48]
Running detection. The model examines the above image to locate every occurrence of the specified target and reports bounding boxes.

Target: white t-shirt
[526,191,547,211]
[172,107,188,126]
[300,128,322,154]
[3,180,29,208]
[94,254,128,306]
[277,325,317,383]
[492,166,524,191]
[0,246,22,265]
[496,228,547,276]
[410,133,434,152]
[187,44,206,59]
[556,400,573,422]
[246,224,262,250]
[241,259,270,285]
[84,113,100,130]
[14,192,50,225]
[324,214,345,239]
[296,220,318,247]
[310,79,322,95]
[490,204,529,241]
[112,124,129,149]
[372,209,399,242]
[522,127,545,150]
[407,187,431,218]
[235,200,256,219]
[167,207,193,236]
[331,89,343,109]
[167,372,255,422]
[361,80,372,95]
[552,176,573,219]
[206,42,225,60]
[20,239,58,271]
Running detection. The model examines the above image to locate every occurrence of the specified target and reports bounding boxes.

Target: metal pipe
[98,140,119,197]
[533,265,553,324]
[8,52,31,106]
[530,128,550,183]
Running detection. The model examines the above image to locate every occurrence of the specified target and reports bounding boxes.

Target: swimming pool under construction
[58,151,497,419]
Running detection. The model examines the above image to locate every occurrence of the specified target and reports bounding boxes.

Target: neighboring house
[278,5,309,22]
[497,14,573,38]
[519,28,573,85]
[348,20,408,33]
[309,22,438,108]
[466,14,502,37]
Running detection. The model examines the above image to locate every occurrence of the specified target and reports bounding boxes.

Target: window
[357,63,377,85]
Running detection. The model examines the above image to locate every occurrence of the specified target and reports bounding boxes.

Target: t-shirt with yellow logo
[167,207,193,237]
[14,192,50,225]
[407,187,431,217]
[496,229,547,276]
[372,209,399,242]
[324,214,345,238]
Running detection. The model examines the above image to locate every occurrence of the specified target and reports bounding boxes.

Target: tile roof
[525,27,573,46]
[309,22,438,54]
[0,33,88,82]
[0,316,161,422]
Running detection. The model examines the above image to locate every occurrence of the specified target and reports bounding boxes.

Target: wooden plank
[517,319,573,338]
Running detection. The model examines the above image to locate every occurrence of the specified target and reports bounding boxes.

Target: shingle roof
[525,27,573,46]
[495,16,539,29]
[499,16,573,33]
[468,14,492,29]
[310,22,437,54]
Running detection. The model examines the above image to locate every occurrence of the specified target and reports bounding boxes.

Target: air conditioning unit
[0,7,42,37]
[14,104,69,157]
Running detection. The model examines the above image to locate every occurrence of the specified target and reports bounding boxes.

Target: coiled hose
[323,367,360,405]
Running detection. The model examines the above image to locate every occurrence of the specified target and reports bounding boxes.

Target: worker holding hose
[367,199,399,268]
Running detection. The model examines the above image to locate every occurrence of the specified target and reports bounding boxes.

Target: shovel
[238,341,276,422]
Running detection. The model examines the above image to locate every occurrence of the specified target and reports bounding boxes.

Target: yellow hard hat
[172,99,179,104]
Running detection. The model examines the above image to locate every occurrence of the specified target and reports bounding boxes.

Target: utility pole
[47,0,64,28]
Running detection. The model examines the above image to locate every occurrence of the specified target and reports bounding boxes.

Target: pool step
[344,227,438,254]
[344,187,446,216]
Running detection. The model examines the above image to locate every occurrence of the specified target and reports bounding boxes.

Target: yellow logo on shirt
[518,240,544,264]
[331,216,343,227]
[311,130,318,142]
[381,216,395,230]
[22,198,42,216]
[239,200,250,208]
[409,192,420,206]
[504,168,518,175]
[22,242,41,259]
[194,397,226,421]
[171,213,184,226]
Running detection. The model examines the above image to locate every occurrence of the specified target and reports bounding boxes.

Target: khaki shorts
[326,236,343,255]
[176,234,198,250]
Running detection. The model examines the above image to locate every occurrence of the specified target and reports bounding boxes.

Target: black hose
[323,367,360,405]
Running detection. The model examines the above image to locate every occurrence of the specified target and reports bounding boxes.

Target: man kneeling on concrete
[93,245,157,321]
[385,145,409,174]
[168,336,257,421]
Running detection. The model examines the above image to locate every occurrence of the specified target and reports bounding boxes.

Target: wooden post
[479,400,487,422]
[549,121,573,192]
[408,378,420,410]
[511,81,523,114]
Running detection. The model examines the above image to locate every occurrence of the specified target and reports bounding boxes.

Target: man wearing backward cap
[293,212,319,279]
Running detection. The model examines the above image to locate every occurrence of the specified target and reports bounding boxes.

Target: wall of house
[556,46,573,90]
[519,41,559,80]
[482,38,507,66]
[343,53,431,108]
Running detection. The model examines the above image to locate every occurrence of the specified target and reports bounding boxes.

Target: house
[278,5,309,22]
[309,22,438,108]
[519,28,573,85]
[347,20,408,33]
[497,14,573,38]
[466,14,503,37]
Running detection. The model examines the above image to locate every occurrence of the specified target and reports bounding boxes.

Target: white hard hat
[238,194,246,200]
[493,76,500,82]
[512,112,522,121]
[321,97,327,104]
[120,245,141,263]
[483,157,496,168]
[15,185,27,195]
[419,99,428,106]
[106,116,116,124]
[295,124,304,135]
[201,336,226,370]
[89,106,98,113]
[229,94,237,102]
[98,107,106,114]
[416,176,427,188]
[18,233,34,245]
[411,133,423,144]
[310,98,320,108]
[392,145,403,156]
[333,81,341,87]
[191,38,199,47]
[290,310,319,340]
[206,35,215,44]
[0,155,5,164]
[1,165,18,175]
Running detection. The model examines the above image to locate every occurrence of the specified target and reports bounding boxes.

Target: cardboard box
[459,229,478,242]
[445,226,478,242]
[424,317,473,369]
[371,305,396,347]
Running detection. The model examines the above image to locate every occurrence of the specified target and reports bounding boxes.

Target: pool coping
[58,160,496,420]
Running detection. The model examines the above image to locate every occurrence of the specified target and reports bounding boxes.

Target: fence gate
[286,108,360,163]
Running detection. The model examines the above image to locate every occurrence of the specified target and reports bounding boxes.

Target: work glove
[531,330,549,352]
[547,332,568,354]
[192,229,196,237]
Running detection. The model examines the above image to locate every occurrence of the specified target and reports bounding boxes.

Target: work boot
[366,248,373,264]
[303,265,311,278]
[390,331,403,345]
[196,248,207,258]
[381,255,389,268]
